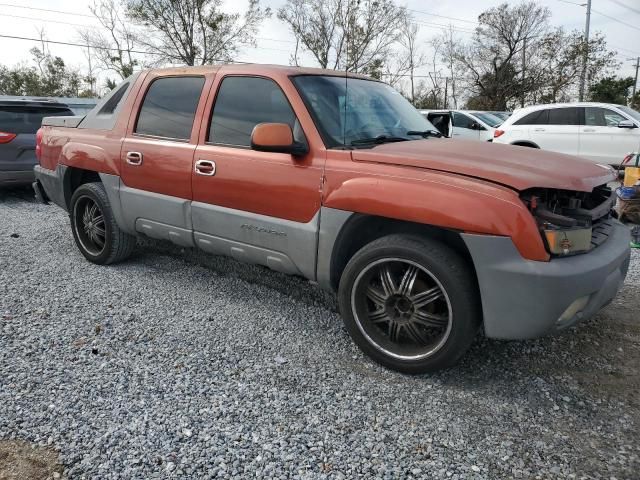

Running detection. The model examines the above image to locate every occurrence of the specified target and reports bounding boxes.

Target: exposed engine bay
[520,185,616,256]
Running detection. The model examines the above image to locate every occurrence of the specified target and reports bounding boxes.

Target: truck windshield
[292,75,438,148]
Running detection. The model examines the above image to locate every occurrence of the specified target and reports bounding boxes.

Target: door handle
[195,159,216,176]
[126,151,143,165]
[583,128,596,132]
[533,128,546,132]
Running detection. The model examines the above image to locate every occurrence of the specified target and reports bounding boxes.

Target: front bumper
[0,170,35,186]
[462,220,631,339]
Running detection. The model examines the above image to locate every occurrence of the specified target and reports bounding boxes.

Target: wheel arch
[326,213,478,293]
[61,167,102,210]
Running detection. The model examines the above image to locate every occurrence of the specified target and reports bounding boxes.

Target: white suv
[493,102,640,165]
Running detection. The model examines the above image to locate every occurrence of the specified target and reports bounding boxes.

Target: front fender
[323,173,549,261]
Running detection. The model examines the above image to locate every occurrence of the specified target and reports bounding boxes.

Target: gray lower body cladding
[462,221,631,340]
[34,166,631,341]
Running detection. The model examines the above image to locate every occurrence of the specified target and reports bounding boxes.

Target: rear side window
[548,107,579,125]
[209,76,297,147]
[514,109,549,125]
[0,106,73,134]
[585,107,626,127]
[98,82,129,116]
[135,76,205,140]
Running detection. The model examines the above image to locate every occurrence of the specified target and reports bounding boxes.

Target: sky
[0,0,639,91]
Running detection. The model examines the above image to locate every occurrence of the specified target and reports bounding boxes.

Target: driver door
[191,74,324,279]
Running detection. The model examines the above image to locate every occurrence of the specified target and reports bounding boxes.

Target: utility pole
[578,0,592,101]
[521,38,526,108]
[632,57,640,101]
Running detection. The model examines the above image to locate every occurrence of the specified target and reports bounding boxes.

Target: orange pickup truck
[33,65,630,373]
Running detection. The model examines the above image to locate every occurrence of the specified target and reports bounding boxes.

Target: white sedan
[492,102,640,165]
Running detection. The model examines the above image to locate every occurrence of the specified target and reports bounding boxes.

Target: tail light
[35,128,43,161]
[493,129,505,138]
[0,131,16,144]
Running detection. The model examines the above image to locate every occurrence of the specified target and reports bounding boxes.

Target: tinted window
[0,106,73,134]
[548,107,579,125]
[585,107,626,127]
[209,77,298,146]
[514,109,548,125]
[98,82,129,116]
[135,76,205,140]
[452,112,475,129]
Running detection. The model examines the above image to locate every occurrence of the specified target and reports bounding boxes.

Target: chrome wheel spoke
[414,309,448,327]
[388,321,401,342]
[380,265,396,295]
[369,308,388,324]
[404,322,430,346]
[410,286,443,308]
[366,286,387,306]
[398,265,418,296]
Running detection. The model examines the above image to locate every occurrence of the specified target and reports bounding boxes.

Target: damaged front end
[520,185,617,257]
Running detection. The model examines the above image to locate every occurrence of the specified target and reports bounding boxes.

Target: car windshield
[617,105,640,123]
[470,111,503,128]
[292,75,438,148]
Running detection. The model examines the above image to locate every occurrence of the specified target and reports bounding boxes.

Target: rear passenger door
[529,107,580,156]
[191,75,324,279]
[120,74,210,245]
[579,107,639,164]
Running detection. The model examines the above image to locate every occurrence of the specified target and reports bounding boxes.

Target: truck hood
[351,138,616,192]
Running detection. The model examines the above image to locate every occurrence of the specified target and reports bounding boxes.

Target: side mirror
[470,122,484,131]
[618,119,637,129]
[251,123,308,156]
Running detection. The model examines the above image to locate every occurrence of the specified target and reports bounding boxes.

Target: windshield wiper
[407,129,442,138]
[350,135,411,146]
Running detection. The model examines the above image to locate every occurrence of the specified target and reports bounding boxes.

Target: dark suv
[0,98,74,186]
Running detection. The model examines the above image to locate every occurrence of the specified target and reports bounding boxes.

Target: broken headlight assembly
[521,185,616,256]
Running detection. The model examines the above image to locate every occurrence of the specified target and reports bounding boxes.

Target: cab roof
[145,63,372,80]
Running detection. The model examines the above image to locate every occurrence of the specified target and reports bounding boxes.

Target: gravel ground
[1,186,639,480]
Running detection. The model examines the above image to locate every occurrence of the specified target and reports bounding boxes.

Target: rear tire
[69,182,135,265]
[338,234,480,374]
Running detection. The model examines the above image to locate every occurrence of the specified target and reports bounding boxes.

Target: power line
[407,8,478,25]
[0,2,93,18]
[606,0,640,16]
[0,33,252,64]
[591,8,640,32]
[0,13,97,28]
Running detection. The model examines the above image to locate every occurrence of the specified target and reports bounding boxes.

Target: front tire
[70,182,136,265]
[338,234,480,374]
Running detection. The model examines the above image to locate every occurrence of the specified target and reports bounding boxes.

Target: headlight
[543,227,592,255]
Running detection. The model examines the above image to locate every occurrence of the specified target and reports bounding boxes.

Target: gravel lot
[1,186,639,479]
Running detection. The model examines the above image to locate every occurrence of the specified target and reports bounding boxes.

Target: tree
[383,17,424,102]
[0,48,83,97]
[588,76,635,104]
[454,1,551,110]
[125,0,270,66]
[536,29,618,103]
[78,0,140,80]
[278,0,407,74]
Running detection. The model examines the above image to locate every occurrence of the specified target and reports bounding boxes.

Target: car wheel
[70,182,136,265]
[338,234,481,374]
